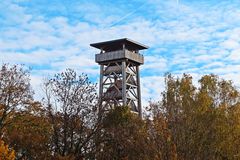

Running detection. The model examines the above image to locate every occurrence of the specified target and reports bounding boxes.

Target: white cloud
[141,76,165,105]
[1,0,240,104]
[143,56,167,72]
[228,49,240,61]
[30,74,45,100]
[0,1,32,25]
[221,39,240,50]
[194,54,221,62]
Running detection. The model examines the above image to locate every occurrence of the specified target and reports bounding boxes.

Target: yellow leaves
[159,73,240,159]
[0,140,15,160]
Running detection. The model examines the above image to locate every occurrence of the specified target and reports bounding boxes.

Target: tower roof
[90,38,148,52]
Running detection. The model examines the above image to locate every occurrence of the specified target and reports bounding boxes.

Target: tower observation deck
[90,38,148,117]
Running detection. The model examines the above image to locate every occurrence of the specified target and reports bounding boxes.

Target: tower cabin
[90,38,148,117]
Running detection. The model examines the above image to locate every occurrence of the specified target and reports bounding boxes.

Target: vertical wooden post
[136,66,142,118]
[99,65,104,108]
[122,61,127,106]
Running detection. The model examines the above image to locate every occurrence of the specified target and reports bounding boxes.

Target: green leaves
[103,106,133,127]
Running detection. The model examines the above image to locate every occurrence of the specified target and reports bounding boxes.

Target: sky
[1,0,240,105]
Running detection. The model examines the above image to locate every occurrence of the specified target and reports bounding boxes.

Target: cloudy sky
[1,0,240,105]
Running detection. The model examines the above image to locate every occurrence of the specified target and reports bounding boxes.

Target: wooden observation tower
[91,38,148,117]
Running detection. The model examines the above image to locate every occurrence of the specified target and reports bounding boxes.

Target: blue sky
[1,0,240,105]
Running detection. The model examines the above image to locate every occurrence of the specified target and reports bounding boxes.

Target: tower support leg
[99,65,104,109]
[136,66,142,118]
[122,61,127,106]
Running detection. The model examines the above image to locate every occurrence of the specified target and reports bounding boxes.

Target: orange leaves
[0,140,15,160]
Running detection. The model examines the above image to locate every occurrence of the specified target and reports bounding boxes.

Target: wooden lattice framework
[91,38,148,117]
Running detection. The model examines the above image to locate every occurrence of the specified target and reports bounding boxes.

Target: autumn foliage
[0,140,15,160]
[1,64,240,159]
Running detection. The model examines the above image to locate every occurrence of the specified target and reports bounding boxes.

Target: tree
[95,106,177,160]
[2,62,240,159]
[95,106,149,160]
[5,102,52,159]
[194,75,240,159]
[43,69,99,159]
[0,140,15,160]
[148,103,177,160]
[158,73,240,159]
[0,64,33,135]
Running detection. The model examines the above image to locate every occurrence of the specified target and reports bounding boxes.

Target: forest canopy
[0,64,240,160]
